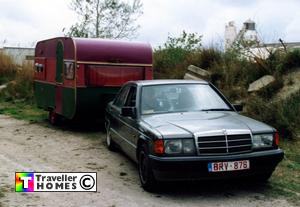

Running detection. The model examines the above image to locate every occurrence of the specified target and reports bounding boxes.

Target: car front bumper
[149,149,284,181]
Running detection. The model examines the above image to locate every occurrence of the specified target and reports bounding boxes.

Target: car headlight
[252,134,274,149]
[164,140,182,154]
[164,139,196,155]
[182,139,196,154]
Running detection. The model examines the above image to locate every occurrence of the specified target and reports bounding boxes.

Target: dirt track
[0,115,294,207]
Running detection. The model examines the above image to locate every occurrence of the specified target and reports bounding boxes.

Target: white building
[225,19,262,51]
[1,47,35,65]
[225,19,300,59]
[239,19,261,44]
[248,41,300,59]
[225,21,237,50]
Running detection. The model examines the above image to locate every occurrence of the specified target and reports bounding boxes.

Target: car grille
[197,134,252,155]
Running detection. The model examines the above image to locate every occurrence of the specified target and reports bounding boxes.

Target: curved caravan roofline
[35,37,152,65]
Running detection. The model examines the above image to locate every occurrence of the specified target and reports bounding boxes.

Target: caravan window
[64,61,75,80]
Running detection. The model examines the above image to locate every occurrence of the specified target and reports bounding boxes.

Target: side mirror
[233,104,243,112]
[121,107,136,118]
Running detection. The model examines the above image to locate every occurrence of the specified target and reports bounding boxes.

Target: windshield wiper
[201,108,232,111]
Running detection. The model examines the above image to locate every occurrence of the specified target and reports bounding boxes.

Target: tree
[154,31,202,78]
[161,30,202,51]
[155,31,202,67]
[66,0,143,39]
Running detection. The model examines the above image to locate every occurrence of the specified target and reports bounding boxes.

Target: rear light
[154,140,164,155]
[274,131,280,146]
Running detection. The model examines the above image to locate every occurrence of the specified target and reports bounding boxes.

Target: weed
[0,51,17,84]
[0,62,34,102]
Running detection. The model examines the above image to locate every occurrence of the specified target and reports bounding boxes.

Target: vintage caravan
[34,37,153,124]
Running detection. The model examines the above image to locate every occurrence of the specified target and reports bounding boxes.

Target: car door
[109,85,130,146]
[118,86,139,160]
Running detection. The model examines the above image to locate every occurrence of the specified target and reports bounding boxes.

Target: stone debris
[184,65,211,81]
[248,75,275,92]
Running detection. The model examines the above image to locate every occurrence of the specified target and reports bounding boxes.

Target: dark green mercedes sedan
[105,80,284,191]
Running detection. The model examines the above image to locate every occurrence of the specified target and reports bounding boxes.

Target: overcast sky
[0,0,300,48]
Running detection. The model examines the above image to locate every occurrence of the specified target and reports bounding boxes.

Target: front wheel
[138,144,158,192]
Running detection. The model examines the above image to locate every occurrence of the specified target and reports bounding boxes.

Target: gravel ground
[0,115,294,207]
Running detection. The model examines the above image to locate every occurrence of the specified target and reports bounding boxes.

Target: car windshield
[141,84,232,115]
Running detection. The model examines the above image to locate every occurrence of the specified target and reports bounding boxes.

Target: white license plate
[208,160,250,172]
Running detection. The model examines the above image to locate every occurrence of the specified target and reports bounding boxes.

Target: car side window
[125,86,137,107]
[114,86,130,108]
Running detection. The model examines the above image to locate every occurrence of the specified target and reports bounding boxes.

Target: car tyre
[138,144,158,192]
[48,110,61,126]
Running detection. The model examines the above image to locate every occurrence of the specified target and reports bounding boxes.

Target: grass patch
[0,99,47,123]
[0,54,46,123]
[267,139,300,204]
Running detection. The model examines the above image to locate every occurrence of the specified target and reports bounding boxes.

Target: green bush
[264,50,283,74]
[245,90,300,139]
[281,90,300,135]
[208,50,269,101]
[0,62,34,103]
[153,31,202,79]
[154,47,190,78]
[283,49,300,69]
[0,52,17,84]
[187,47,222,69]
[275,49,300,74]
